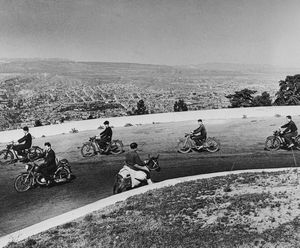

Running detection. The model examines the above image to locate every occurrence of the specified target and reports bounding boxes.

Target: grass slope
[5,169,300,248]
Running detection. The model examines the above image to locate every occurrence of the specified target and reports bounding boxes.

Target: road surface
[1,116,299,236]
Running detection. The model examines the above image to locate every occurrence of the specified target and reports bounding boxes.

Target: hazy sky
[1,0,300,66]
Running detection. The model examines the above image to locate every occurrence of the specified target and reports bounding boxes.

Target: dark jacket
[193,125,207,137]
[18,133,32,149]
[125,151,145,170]
[42,149,56,169]
[281,121,298,134]
[100,127,112,141]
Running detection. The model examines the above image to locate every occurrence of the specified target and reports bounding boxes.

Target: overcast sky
[0,0,300,66]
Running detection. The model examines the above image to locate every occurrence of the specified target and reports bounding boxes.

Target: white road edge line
[0,167,296,247]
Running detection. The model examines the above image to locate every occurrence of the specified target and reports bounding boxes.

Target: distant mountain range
[0,58,297,76]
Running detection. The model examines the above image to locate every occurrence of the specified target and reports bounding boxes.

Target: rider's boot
[288,143,295,148]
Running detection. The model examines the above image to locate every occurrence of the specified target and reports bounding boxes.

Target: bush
[70,128,78,133]
[132,99,148,115]
[84,214,94,222]
[226,89,272,108]
[174,99,188,112]
[34,119,43,127]
[274,74,300,105]
[252,92,272,107]
[25,239,37,246]
[124,123,133,127]
[274,114,281,118]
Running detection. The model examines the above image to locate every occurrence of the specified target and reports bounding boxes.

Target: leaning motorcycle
[14,158,72,192]
[177,133,220,153]
[113,155,160,194]
[265,130,300,151]
[81,136,123,157]
[0,142,43,165]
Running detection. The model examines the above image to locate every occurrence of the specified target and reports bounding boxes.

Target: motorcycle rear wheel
[265,136,281,151]
[54,167,71,183]
[81,143,96,157]
[14,173,33,192]
[110,141,123,155]
[0,150,14,165]
[177,140,192,153]
[205,138,220,153]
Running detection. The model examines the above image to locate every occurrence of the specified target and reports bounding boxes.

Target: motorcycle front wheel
[113,175,129,194]
[177,139,192,153]
[110,141,123,155]
[14,173,33,192]
[29,146,44,160]
[265,136,281,151]
[205,138,220,153]
[0,150,14,165]
[81,143,96,157]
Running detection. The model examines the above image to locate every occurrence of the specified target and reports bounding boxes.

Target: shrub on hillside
[131,99,148,115]
[174,99,188,112]
[34,119,43,127]
[252,92,272,107]
[70,128,78,133]
[226,88,272,108]
[274,74,300,105]
[124,123,133,127]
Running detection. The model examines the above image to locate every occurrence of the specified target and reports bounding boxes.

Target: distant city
[0,59,295,131]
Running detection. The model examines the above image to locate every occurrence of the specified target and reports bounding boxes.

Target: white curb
[1,105,300,143]
[0,167,296,247]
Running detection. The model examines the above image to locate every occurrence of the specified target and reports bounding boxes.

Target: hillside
[4,170,300,248]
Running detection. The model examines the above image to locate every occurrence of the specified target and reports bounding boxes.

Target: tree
[174,99,188,112]
[274,74,300,105]
[252,92,272,107]
[225,88,257,108]
[134,99,148,115]
[34,120,43,127]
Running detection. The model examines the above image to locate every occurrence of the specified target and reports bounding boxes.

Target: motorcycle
[177,133,220,153]
[0,141,43,165]
[14,158,72,192]
[81,136,123,157]
[113,154,160,194]
[265,130,300,151]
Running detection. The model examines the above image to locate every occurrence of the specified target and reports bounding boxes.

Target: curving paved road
[1,117,300,237]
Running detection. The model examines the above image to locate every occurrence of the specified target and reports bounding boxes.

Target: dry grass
[5,169,300,248]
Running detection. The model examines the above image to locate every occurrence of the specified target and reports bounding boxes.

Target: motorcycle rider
[98,120,112,153]
[281,115,298,148]
[13,126,32,159]
[38,142,57,186]
[191,119,207,149]
[124,142,153,188]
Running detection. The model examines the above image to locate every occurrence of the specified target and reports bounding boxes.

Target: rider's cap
[104,120,109,125]
[286,115,292,119]
[23,126,29,131]
[44,142,51,147]
[198,119,202,122]
[130,142,138,149]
